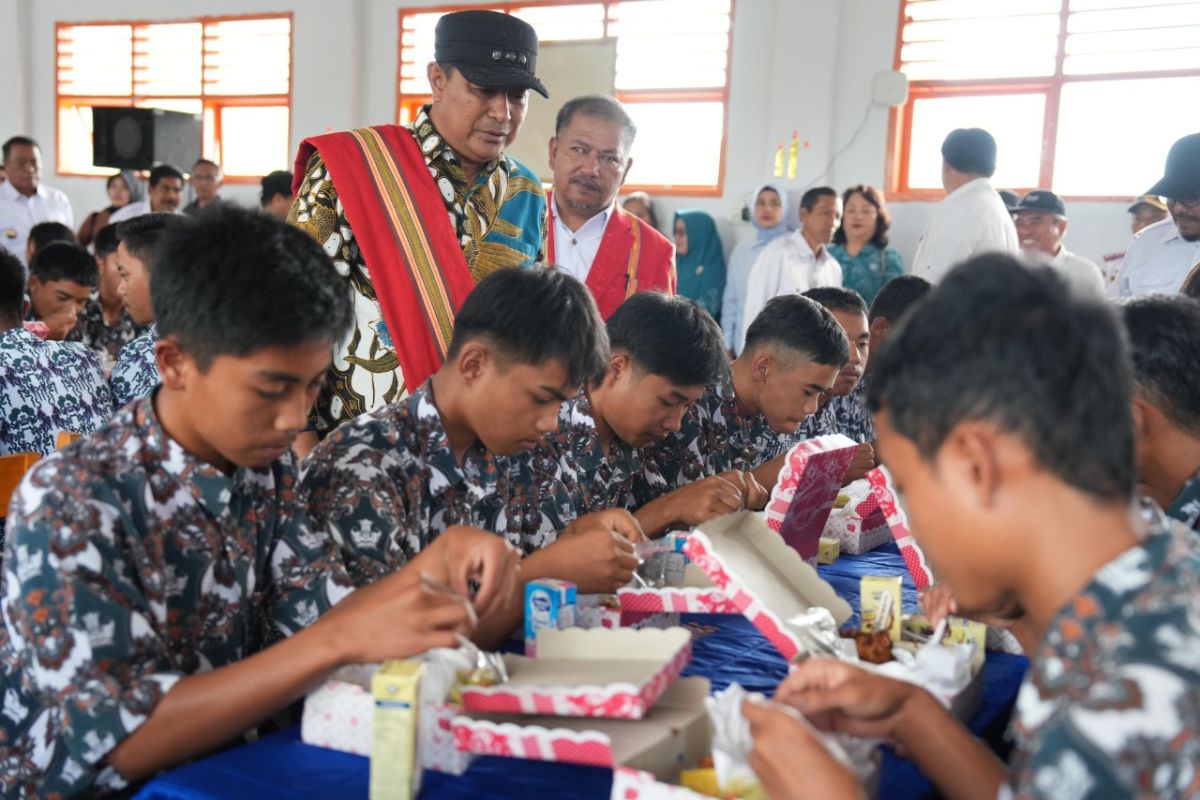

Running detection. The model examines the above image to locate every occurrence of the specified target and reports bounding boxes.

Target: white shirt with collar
[107,199,152,225]
[1116,216,1200,297]
[911,176,1019,283]
[550,197,613,283]
[1049,247,1106,297]
[739,230,842,352]
[0,180,74,266]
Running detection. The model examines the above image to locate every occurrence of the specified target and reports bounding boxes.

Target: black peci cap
[434,10,549,99]
[1147,133,1200,200]
[1014,190,1066,217]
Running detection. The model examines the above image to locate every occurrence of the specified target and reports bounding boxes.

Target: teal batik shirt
[827,243,904,306]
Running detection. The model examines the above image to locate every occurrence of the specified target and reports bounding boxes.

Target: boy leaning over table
[742,254,1200,799]
[512,291,761,539]
[298,267,645,649]
[0,207,519,798]
[637,293,849,503]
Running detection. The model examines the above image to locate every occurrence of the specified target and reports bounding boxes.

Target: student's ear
[26,275,42,295]
[456,340,488,387]
[155,336,190,390]
[939,421,1001,513]
[606,352,630,387]
[869,316,890,343]
[427,62,449,103]
[548,136,558,172]
[751,351,771,383]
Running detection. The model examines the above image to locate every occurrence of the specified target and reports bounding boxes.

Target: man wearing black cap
[911,128,1019,283]
[288,10,550,448]
[1013,190,1104,296]
[1117,132,1200,297]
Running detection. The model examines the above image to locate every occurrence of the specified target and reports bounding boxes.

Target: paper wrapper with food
[866,466,935,591]
[763,435,858,563]
[824,479,893,554]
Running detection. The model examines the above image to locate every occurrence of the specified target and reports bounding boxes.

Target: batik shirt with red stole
[290,106,547,434]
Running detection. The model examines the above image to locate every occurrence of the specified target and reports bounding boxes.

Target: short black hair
[152,205,353,369]
[2,136,37,163]
[869,275,932,324]
[149,164,184,188]
[93,223,120,258]
[1122,295,1200,437]
[116,213,192,266]
[191,158,221,175]
[607,292,728,387]
[800,187,838,213]
[446,267,609,389]
[941,128,997,177]
[0,249,26,323]
[869,254,1134,501]
[743,294,849,368]
[803,286,868,317]
[261,170,293,206]
[28,222,77,254]
[555,95,637,148]
[30,242,98,289]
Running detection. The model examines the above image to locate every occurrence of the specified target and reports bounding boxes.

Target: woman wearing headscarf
[76,170,141,248]
[828,184,904,305]
[673,209,726,321]
[721,183,792,354]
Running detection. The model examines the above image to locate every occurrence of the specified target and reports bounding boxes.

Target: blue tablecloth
[136,544,1028,800]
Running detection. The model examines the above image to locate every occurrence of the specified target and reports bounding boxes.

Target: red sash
[293,125,474,390]
[547,194,640,319]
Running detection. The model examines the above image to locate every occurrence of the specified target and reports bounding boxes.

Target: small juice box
[370,660,423,800]
[860,575,903,642]
[524,578,576,656]
[818,536,841,565]
[663,532,690,586]
[946,616,988,672]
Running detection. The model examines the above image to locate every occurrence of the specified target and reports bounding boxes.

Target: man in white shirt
[1100,195,1169,293]
[911,128,1019,283]
[1117,133,1200,297]
[108,164,185,224]
[1012,190,1105,296]
[546,95,675,319]
[0,136,74,267]
[739,187,842,352]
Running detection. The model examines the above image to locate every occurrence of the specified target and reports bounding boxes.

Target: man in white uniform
[1117,133,1200,297]
[0,137,73,268]
[1013,190,1105,296]
[911,128,1018,283]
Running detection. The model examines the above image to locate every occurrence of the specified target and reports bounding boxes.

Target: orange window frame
[54,12,294,184]
[885,0,1200,202]
[396,0,735,197]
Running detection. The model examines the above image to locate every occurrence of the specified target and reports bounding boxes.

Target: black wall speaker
[91,107,202,171]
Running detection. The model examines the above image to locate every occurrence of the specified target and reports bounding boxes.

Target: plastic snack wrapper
[633,540,672,588]
[705,684,767,800]
[419,641,510,777]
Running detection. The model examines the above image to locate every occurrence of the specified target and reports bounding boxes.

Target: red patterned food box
[866,466,935,591]
[458,627,692,720]
[764,434,859,562]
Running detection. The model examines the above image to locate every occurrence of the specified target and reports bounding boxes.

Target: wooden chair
[55,432,82,450]
[0,452,40,522]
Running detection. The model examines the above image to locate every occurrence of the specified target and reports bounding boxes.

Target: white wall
[9,0,1137,265]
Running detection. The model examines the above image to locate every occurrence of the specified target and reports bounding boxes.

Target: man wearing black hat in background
[911,128,1019,284]
[1013,190,1105,296]
[289,10,549,453]
[1117,132,1200,297]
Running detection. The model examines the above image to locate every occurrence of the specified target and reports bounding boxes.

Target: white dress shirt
[911,177,1019,283]
[107,199,152,225]
[0,181,74,266]
[550,198,613,283]
[1025,247,1106,297]
[739,230,842,352]
[1116,217,1200,297]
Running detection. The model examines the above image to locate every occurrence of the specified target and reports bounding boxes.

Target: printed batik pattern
[0,327,113,457]
[637,378,794,502]
[110,325,160,410]
[299,380,568,589]
[797,380,875,443]
[289,105,547,433]
[1007,513,1200,799]
[1166,468,1200,533]
[0,397,353,797]
[68,298,146,371]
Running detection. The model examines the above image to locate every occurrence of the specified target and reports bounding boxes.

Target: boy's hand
[919,583,958,626]
[843,443,877,485]
[434,526,521,618]
[742,699,862,799]
[318,574,475,664]
[564,508,645,543]
[541,523,638,593]
[667,472,757,524]
[774,658,918,740]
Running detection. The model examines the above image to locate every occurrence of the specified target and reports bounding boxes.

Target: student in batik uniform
[638,293,849,500]
[797,287,876,482]
[300,267,643,644]
[519,292,743,539]
[24,241,95,341]
[1123,295,1200,532]
[744,254,1200,800]
[67,223,146,372]
[110,213,191,408]
[0,208,519,798]
[0,248,111,458]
